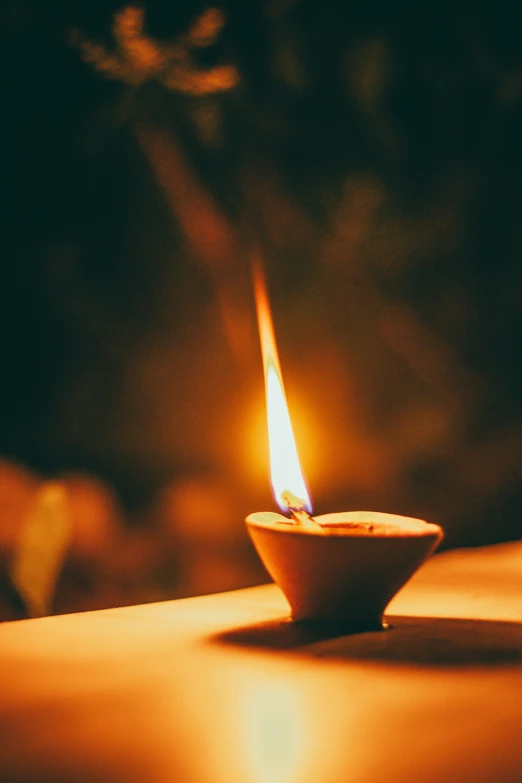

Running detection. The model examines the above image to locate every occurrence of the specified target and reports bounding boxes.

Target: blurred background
[1,0,521,618]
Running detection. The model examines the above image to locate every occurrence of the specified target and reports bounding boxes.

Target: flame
[253,262,312,514]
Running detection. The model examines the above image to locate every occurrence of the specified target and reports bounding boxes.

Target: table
[1,541,522,783]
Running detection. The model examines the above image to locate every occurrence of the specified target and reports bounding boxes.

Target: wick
[281,491,317,529]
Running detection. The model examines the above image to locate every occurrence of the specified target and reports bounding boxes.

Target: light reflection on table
[1,542,522,782]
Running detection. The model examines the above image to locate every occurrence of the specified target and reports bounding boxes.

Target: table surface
[1,541,522,783]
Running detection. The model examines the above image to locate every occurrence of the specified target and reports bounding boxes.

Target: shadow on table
[214,615,522,666]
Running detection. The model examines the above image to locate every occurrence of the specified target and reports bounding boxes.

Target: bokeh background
[1,0,521,617]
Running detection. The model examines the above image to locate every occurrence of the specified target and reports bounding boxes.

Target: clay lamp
[246,265,443,632]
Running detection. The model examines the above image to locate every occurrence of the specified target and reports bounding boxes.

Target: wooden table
[1,542,522,783]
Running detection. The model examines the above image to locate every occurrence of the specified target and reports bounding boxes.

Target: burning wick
[280,491,316,528]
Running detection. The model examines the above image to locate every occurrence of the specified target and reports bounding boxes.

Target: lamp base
[246,510,443,631]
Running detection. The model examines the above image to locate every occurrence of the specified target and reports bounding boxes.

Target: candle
[246,263,443,631]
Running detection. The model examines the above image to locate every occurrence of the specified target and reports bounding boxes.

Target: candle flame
[253,261,312,515]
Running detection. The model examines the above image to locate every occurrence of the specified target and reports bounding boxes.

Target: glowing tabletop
[1,542,522,783]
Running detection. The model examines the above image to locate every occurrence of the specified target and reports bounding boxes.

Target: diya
[246,263,443,631]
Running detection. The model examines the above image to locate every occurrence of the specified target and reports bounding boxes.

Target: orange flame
[253,261,312,514]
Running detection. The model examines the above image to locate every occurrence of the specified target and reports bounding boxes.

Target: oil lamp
[246,265,443,631]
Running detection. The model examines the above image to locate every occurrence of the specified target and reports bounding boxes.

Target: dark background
[1,0,521,614]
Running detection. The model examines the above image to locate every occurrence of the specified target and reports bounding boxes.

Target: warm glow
[240,678,307,783]
[253,261,312,514]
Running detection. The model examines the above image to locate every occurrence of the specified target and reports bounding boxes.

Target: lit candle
[246,263,443,631]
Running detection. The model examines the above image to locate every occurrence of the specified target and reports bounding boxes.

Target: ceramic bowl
[246,510,443,631]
